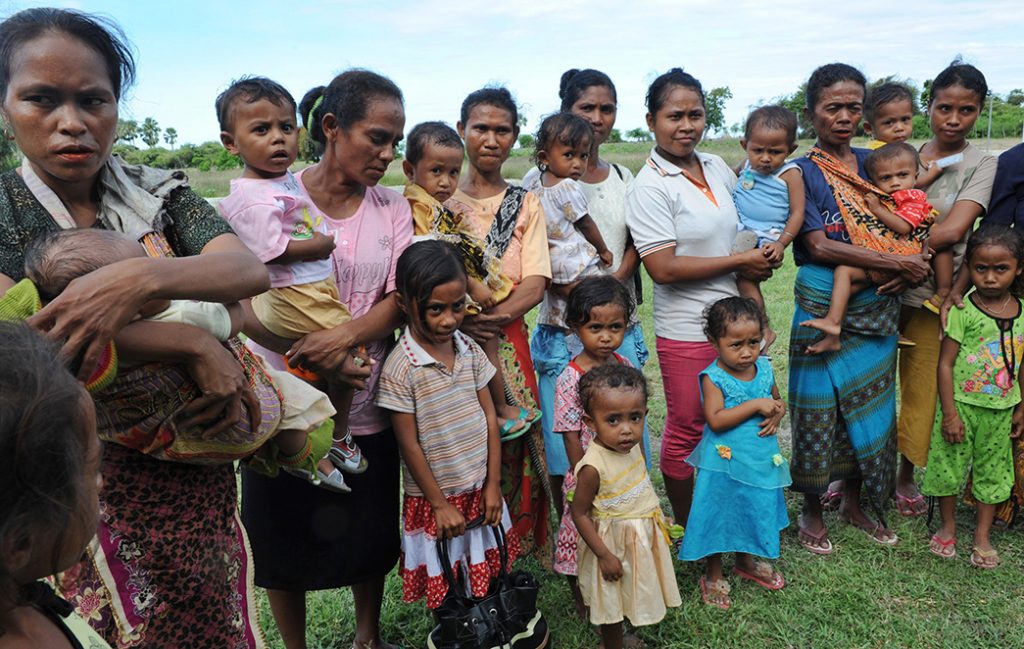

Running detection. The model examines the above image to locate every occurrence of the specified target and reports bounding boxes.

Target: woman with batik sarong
[446,86,553,557]
[0,8,271,647]
[789,64,931,555]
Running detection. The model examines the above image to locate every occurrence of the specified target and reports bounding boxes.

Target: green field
[182,145,1024,648]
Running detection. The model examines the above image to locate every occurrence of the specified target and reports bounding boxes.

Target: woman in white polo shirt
[626,68,776,526]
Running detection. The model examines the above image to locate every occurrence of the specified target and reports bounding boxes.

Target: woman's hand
[179,334,261,438]
[736,248,775,282]
[482,480,503,526]
[287,326,374,387]
[459,311,512,344]
[940,412,965,444]
[433,501,467,539]
[28,258,152,380]
[598,553,624,582]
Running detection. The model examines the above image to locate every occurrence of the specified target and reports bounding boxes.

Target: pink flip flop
[798,525,834,555]
[732,562,785,590]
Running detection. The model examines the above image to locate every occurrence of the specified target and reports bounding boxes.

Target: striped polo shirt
[376,328,496,496]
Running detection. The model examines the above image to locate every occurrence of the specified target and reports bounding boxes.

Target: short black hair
[0,322,90,603]
[744,105,798,144]
[24,229,141,302]
[559,68,617,111]
[865,82,916,124]
[646,67,704,115]
[864,142,920,180]
[929,57,988,107]
[805,63,867,111]
[533,112,592,168]
[0,7,135,100]
[578,364,647,415]
[405,121,463,165]
[301,69,404,145]
[395,240,467,330]
[565,276,634,329]
[459,86,518,127]
[703,296,766,341]
[215,76,296,132]
[964,223,1024,297]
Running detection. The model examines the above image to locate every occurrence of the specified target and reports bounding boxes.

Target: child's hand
[864,192,881,210]
[308,232,337,260]
[467,281,496,310]
[761,241,785,265]
[598,248,615,268]
[481,481,504,526]
[758,400,786,437]
[1013,406,1024,439]
[433,502,467,539]
[754,398,779,417]
[598,553,623,582]
[940,413,965,444]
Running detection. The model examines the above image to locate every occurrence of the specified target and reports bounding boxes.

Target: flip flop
[840,515,899,546]
[895,491,927,517]
[798,525,834,555]
[929,534,957,559]
[698,575,731,610]
[732,562,785,590]
[499,407,539,442]
[820,487,843,512]
[970,546,1000,569]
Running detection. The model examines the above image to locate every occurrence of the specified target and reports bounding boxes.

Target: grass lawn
[250,258,1024,648]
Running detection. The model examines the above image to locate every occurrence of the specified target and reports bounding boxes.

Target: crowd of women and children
[1,6,1023,649]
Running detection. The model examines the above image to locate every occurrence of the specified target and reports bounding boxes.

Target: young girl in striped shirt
[376,240,518,609]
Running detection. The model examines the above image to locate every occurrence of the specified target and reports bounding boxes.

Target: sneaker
[328,429,369,474]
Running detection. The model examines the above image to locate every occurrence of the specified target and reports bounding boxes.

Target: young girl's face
[221,98,298,179]
[459,104,517,175]
[539,136,591,181]
[968,244,1022,300]
[646,85,705,164]
[711,317,763,373]
[407,277,468,346]
[866,98,914,144]
[586,387,646,454]
[574,303,627,361]
[741,126,795,174]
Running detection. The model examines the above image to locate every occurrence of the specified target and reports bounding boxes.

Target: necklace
[977,292,1012,315]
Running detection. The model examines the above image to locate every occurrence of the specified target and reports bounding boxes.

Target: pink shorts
[656,337,717,481]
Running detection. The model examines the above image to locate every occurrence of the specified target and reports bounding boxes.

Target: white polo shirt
[626,148,740,342]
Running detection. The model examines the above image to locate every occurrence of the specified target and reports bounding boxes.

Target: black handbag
[427,521,549,649]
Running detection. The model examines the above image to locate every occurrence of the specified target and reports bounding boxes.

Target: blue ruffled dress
[679,357,791,561]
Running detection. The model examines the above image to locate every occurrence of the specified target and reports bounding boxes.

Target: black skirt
[241,429,400,590]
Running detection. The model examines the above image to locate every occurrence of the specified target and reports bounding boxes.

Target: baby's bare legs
[737,276,776,352]
[801,265,870,354]
[483,336,529,432]
[928,250,955,309]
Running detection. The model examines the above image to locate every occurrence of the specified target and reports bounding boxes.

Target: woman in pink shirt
[241,69,412,649]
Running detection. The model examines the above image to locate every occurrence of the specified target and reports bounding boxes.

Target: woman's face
[324,97,405,187]
[808,80,864,149]
[928,84,983,148]
[0,31,118,189]
[646,85,705,164]
[458,104,517,175]
[569,85,617,149]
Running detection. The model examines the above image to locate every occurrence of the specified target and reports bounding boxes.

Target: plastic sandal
[929,534,957,559]
[798,525,834,555]
[895,491,927,517]
[840,515,899,546]
[328,429,368,474]
[699,575,731,610]
[820,487,843,512]
[732,561,785,590]
[499,407,539,442]
[970,546,1000,569]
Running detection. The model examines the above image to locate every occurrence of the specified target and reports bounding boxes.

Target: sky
[4,0,1023,146]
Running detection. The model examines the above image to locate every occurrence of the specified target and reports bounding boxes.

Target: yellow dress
[404,183,513,309]
[576,443,681,626]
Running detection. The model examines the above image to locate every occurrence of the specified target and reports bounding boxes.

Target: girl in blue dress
[680,297,790,610]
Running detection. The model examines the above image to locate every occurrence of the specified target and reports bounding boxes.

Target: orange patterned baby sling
[807,146,931,257]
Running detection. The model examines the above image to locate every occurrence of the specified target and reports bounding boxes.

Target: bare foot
[805,332,842,355]
[800,318,841,336]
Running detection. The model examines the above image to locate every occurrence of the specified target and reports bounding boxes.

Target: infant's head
[864,142,920,194]
[24,230,169,316]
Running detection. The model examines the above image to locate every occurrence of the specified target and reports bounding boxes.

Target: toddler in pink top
[217,77,364,491]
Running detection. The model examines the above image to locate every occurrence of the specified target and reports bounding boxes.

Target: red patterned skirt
[401,485,520,609]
